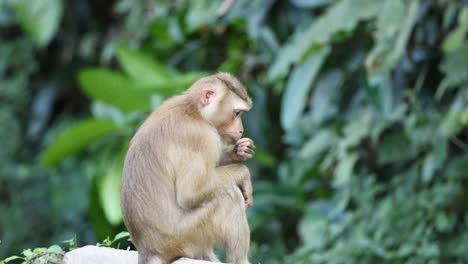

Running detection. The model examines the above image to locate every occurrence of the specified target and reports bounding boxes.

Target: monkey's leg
[219,188,251,264]
[200,248,220,262]
[138,250,165,264]
[178,188,250,264]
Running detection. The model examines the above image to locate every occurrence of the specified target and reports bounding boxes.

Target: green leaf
[442,7,468,54]
[252,148,276,167]
[3,256,23,263]
[112,231,130,244]
[116,47,178,86]
[290,0,329,8]
[366,0,419,83]
[299,207,328,249]
[435,212,453,233]
[280,46,330,131]
[437,43,468,97]
[446,154,468,180]
[378,130,417,164]
[99,158,123,225]
[185,0,222,32]
[439,107,468,137]
[88,176,116,241]
[302,0,381,46]
[79,68,152,112]
[91,102,125,125]
[422,140,447,183]
[309,69,344,123]
[339,112,373,154]
[270,0,382,78]
[267,28,311,82]
[299,130,336,162]
[22,249,32,258]
[442,27,466,54]
[375,0,406,37]
[333,153,358,187]
[149,18,183,50]
[140,71,208,96]
[12,0,63,46]
[47,245,63,254]
[41,119,119,167]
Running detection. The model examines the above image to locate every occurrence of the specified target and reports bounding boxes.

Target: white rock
[64,246,222,264]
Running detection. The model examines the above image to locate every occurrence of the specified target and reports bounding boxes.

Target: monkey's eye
[234,110,241,117]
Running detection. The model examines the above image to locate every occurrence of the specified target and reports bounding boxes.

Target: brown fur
[121,73,252,264]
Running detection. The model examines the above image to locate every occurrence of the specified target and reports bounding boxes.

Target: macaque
[121,73,255,264]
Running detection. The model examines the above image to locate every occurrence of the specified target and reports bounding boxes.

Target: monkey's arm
[176,157,250,210]
[219,145,236,165]
[240,174,253,209]
[219,138,256,165]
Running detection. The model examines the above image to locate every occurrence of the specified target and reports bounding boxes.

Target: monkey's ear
[200,87,216,105]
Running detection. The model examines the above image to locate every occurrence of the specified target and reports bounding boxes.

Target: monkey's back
[120,95,221,250]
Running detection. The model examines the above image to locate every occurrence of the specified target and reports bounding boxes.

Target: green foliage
[2,0,468,263]
[114,47,208,96]
[11,0,62,46]
[185,0,223,32]
[98,151,125,226]
[1,245,64,264]
[442,6,468,53]
[281,46,330,131]
[116,47,178,85]
[253,0,468,263]
[98,231,130,248]
[268,0,383,81]
[41,119,119,167]
[1,0,115,259]
[366,0,420,83]
[78,69,153,112]
[0,233,129,263]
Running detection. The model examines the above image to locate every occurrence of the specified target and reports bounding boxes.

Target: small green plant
[98,231,131,249]
[1,245,65,264]
[1,232,129,264]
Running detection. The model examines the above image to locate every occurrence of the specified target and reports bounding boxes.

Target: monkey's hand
[241,177,253,210]
[231,138,255,162]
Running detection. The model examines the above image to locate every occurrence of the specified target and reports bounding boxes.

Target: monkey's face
[216,93,251,144]
[199,85,251,144]
[218,114,244,144]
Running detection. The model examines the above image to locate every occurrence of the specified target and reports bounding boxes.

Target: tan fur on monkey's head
[213,72,252,107]
[186,72,252,108]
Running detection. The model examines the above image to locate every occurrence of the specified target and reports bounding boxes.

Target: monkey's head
[193,73,252,144]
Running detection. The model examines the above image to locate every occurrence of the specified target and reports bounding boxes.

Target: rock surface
[65,246,222,264]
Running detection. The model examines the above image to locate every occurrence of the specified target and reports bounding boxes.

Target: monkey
[120,72,255,264]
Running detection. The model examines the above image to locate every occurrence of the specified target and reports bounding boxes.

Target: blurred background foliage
[1,0,468,263]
